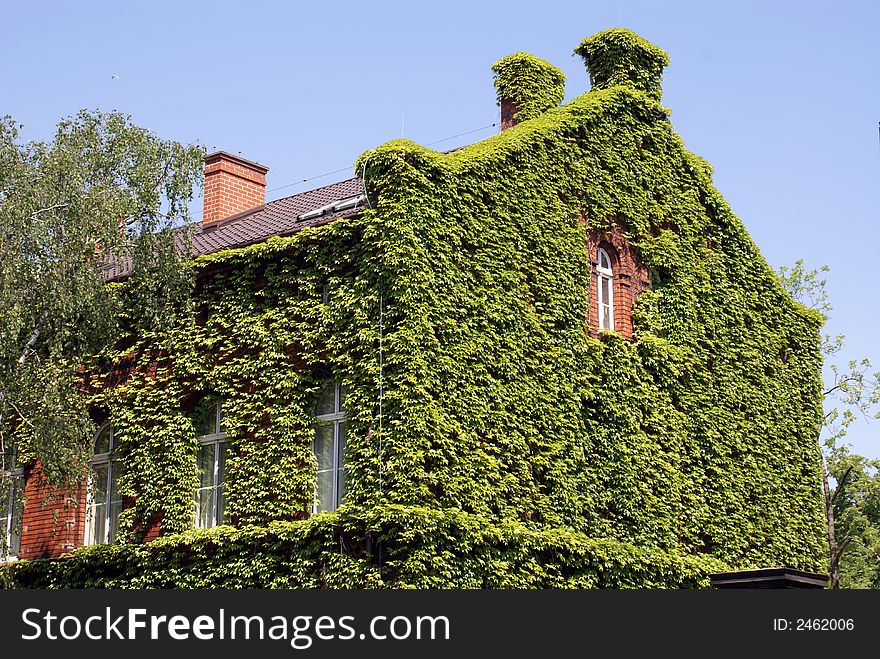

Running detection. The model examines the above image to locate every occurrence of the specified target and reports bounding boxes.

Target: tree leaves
[0,110,204,489]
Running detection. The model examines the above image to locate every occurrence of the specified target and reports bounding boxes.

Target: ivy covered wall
[2,29,827,588]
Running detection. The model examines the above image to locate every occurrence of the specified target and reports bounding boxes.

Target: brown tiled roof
[106,177,366,280]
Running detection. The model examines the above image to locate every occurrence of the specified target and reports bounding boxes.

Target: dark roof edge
[107,207,364,283]
[201,208,363,257]
[710,567,829,589]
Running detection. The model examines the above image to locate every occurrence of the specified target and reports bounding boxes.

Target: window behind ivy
[314,382,346,512]
[86,424,122,545]
[597,247,615,331]
[194,401,228,528]
[2,448,24,560]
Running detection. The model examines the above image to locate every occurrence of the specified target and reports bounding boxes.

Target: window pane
[217,442,227,483]
[217,484,227,525]
[195,438,226,527]
[8,526,21,558]
[317,383,336,416]
[314,424,335,471]
[89,502,107,545]
[316,468,334,513]
[93,426,112,454]
[4,477,23,557]
[599,275,613,330]
[1,447,14,472]
[336,422,347,505]
[336,468,347,506]
[196,488,215,528]
[108,499,122,543]
[9,477,24,556]
[315,382,346,513]
[107,463,121,543]
[195,402,219,437]
[337,421,347,461]
[109,463,120,503]
[197,444,216,488]
[88,462,112,545]
[216,443,227,524]
[4,484,11,535]
[91,463,109,506]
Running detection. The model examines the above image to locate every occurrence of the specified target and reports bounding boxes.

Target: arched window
[2,448,24,560]
[313,381,347,512]
[194,401,228,528]
[86,424,122,545]
[596,247,614,331]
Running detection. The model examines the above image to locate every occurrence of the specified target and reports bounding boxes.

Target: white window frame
[195,401,228,528]
[313,382,347,513]
[85,424,122,546]
[596,247,615,331]
[2,458,24,561]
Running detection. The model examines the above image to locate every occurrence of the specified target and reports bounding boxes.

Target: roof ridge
[266,176,361,206]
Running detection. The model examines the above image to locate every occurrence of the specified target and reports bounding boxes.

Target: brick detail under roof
[203,151,269,226]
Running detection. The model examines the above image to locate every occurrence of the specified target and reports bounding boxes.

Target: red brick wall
[15,465,165,560]
[586,227,650,339]
[139,511,163,542]
[203,152,268,226]
[17,462,86,560]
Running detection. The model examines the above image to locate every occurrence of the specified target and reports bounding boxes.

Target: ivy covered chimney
[491,53,565,131]
[202,151,269,226]
[575,28,670,100]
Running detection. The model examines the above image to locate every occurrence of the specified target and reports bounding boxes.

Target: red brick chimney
[492,53,565,132]
[202,151,269,226]
[499,98,519,131]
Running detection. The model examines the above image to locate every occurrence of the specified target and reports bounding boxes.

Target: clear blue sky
[3,1,878,456]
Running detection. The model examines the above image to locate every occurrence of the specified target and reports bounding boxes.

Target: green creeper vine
[2,28,827,588]
[575,28,670,100]
[491,52,566,122]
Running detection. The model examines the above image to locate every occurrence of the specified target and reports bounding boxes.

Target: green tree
[825,448,880,587]
[0,110,204,532]
[778,260,880,588]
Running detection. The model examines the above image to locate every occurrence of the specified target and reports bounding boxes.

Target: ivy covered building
[2,29,827,588]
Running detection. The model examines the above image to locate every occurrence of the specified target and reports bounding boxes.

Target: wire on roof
[265,122,498,194]
[267,166,355,194]
[424,123,496,146]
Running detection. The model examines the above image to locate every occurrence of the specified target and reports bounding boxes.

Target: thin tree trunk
[822,459,841,589]
[18,308,48,364]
